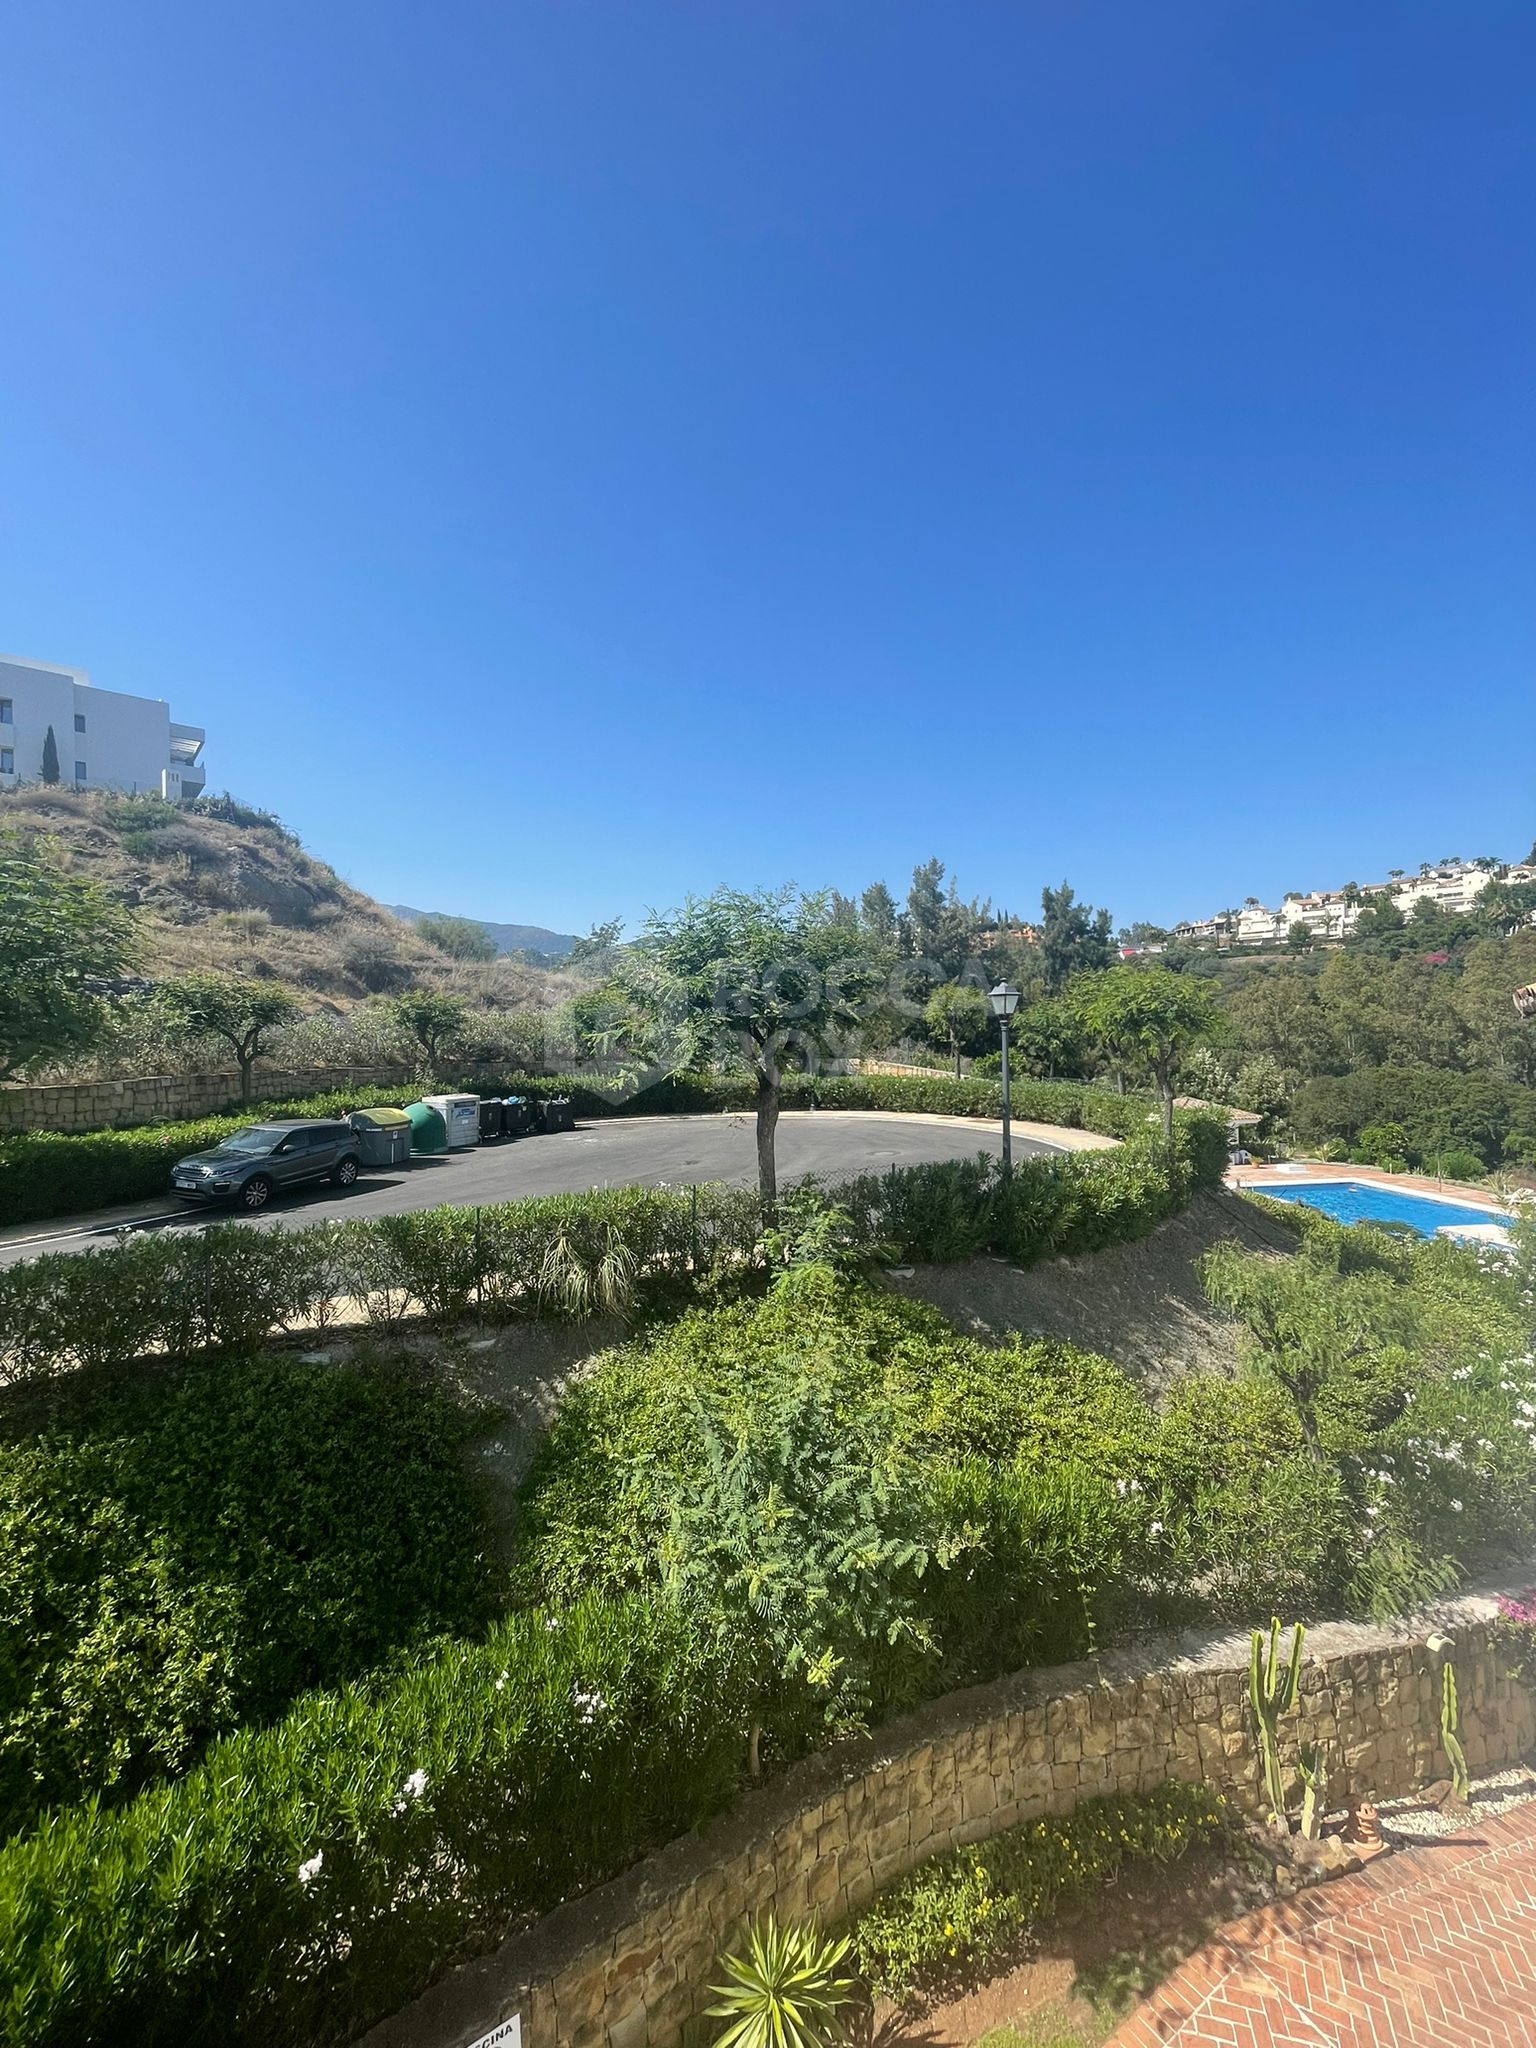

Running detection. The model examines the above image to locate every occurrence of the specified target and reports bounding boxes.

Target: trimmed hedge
[0,1071,1171,1230]
[0,1131,1225,1391]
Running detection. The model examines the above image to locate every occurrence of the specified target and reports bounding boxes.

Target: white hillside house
[0,655,206,800]
[1174,860,1536,950]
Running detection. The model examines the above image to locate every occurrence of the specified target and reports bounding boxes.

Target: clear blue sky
[3,1,1533,936]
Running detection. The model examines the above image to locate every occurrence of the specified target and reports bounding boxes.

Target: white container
[423,1093,481,1149]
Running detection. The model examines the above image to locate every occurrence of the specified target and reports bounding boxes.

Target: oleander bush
[0,1354,497,1839]
[0,1597,745,2048]
[0,1071,1208,1228]
[850,1783,1227,2001]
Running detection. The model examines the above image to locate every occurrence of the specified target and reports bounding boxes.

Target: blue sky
[3,2,1532,936]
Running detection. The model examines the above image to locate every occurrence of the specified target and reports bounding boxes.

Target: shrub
[512,1274,1165,1711]
[0,1355,497,1838]
[708,1917,859,2048]
[1432,1148,1488,1183]
[0,1138,1213,1393]
[0,1598,743,2048]
[850,1783,1226,2000]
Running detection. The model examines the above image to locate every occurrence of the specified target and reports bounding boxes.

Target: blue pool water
[1258,1180,1505,1238]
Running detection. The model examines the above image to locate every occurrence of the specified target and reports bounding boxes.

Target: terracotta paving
[1108,1803,1536,2047]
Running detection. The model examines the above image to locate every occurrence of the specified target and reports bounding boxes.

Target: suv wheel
[333,1156,359,1188]
[240,1174,275,1212]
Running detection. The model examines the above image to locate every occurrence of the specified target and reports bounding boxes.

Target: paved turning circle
[1110,1801,1536,2047]
[0,1110,1077,1267]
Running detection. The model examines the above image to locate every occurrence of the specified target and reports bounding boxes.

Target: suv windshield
[217,1127,288,1154]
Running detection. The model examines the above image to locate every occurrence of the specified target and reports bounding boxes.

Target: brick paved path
[1109,1803,1536,2047]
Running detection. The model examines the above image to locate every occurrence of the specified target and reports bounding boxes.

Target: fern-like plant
[708,1915,860,2048]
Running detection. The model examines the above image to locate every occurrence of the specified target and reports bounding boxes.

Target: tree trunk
[952,1036,962,1080]
[239,1053,253,1104]
[1157,1062,1174,1143]
[755,1069,779,1214]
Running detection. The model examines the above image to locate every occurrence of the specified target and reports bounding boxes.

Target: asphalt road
[0,1111,1063,1267]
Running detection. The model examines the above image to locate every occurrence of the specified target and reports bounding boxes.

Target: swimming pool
[1256,1179,1506,1239]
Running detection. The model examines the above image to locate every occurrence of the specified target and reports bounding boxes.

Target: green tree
[568,917,625,969]
[388,988,470,1069]
[923,981,990,1077]
[40,726,60,785]
[154,974,302,1101]
[0,834,137,1078]
[1010,995,1092,1081]
[638,887,890,1206]
[415,913,496,962]
[1287,920,1312,954]
[859,881,899,950]
[1040,882,1114,993]
[1075,964,1217,1140]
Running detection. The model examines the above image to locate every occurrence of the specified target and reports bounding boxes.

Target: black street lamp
[989,983,1020,1176]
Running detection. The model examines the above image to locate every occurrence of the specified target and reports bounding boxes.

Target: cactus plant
[1440,1659,1471,1803]
[1250,1615,1306,1827]
[1297,1740,1328,1839]
[1426,1632,1471,1803]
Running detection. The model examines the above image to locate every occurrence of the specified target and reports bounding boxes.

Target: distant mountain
[386,905,578,958]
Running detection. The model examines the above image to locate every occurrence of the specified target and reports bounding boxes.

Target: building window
[0,700,11,724]
[0,750,12,775]
[75,761,87,783]
[74,713,86,734]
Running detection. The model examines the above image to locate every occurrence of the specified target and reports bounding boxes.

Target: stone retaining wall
[364,1595,1535,2048]
[0,1065,419,1133]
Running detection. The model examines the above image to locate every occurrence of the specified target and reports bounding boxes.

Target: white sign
[468,2017,521,2048]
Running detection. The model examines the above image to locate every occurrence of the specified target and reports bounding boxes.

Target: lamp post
[989,983,1020,1177]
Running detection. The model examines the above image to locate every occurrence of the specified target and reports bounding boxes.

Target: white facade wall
[0,656,204,797]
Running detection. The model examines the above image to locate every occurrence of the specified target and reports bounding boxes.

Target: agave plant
[708,1914,861,2048]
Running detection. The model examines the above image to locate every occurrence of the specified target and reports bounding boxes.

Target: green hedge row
[0,1125,1225,1390]
[0,1596,744,2048]
[0,1070,1171,1230]
[0,1086,419,1229]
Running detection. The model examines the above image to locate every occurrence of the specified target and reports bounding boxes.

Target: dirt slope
[895,1189,1297,1386]
[0,786,561,1007]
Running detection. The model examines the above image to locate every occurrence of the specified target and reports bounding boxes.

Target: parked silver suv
[171,1119,363,1211]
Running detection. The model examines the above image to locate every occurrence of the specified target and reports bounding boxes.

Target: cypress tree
[40,725,60,784]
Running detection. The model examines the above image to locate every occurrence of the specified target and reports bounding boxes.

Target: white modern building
[0,655,205,800]
[1175,860,1536,951]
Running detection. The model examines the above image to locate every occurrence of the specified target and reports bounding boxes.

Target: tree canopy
[0,834,138,1079]
[638,886,892,1203]
[1040,882,1114,993]
[154,974,302,1100]
[1074,964,1217,1139]
[389,989,469,1069]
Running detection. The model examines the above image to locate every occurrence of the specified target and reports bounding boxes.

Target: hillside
[0,786,564,1006]
[386,904,578,958]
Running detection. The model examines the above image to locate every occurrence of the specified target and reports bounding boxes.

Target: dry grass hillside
[0,786,566,1010]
